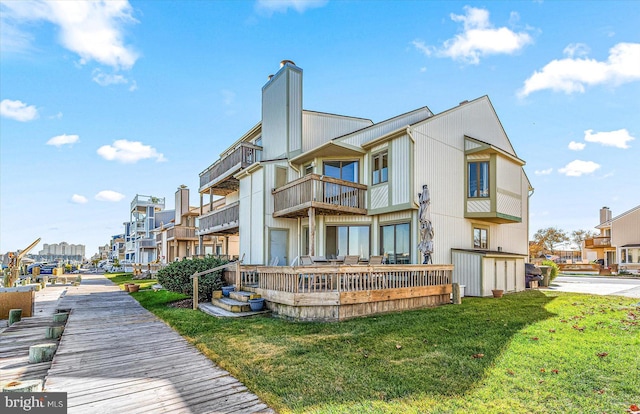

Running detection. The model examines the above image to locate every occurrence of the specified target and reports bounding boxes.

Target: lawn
[106,272,158,291]
[133,289,639,413]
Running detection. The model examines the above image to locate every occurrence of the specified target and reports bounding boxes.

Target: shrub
[541,260,559,282]
[156,256,227,301]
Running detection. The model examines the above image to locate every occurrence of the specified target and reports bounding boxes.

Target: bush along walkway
[44,273,273,414]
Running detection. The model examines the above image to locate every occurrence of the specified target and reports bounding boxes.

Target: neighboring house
[584,206,640,273]
[155,185,220,263]
[124,194,166,264]
[196,61,531,297]
[110,234,125,262]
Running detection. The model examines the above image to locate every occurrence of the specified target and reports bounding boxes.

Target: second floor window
[372,151,388,185]
[324,160,359,182]
[468,161,489,198]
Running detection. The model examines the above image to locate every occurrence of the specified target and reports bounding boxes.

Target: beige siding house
[585,206,640,273]
[196,61,531,298]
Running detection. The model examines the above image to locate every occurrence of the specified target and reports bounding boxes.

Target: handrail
[190,261,240,310]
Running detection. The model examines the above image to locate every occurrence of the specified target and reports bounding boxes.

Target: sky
[1,0,639,257]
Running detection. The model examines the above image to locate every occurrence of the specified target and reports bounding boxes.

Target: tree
[570,229,597,247]
[532,227,569,256]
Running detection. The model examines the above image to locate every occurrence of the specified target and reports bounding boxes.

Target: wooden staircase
[199,287,269,318]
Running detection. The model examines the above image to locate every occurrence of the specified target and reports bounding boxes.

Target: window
[380,223,410,264]
[254,136,262,147]
[372,151,388,185]
[468,161,489,198]
[326,225,369,259]
[304,164,313,176]
[473,227,488,249]
[323,160,359,182]
[621,248,640,264]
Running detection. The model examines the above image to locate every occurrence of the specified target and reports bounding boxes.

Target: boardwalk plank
[43,274,273,414]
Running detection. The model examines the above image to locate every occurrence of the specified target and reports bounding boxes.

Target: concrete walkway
[43,273,273,414]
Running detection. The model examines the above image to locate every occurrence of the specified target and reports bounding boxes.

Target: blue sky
[1,0,639,257]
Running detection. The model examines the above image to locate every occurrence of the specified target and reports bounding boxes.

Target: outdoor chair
[300,256,314,266]
[369,255,383,265]
[343,255,360,265]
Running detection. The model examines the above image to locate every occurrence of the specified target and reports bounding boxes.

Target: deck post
[192,275,198,310]
[308,207,316,256]
[235,260,241,291]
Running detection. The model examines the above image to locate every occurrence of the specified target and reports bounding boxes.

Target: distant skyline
[1,0,639,256]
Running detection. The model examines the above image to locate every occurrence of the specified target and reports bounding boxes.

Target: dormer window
[468,161,489,198]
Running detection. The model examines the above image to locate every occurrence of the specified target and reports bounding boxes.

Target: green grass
[106,272,158,291]
[133,290,640,413]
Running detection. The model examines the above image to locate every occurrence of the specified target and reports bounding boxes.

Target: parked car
[525,263,543,288]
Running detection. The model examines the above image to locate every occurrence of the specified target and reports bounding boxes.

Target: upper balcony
[272,174,367,218]
[167,226,198,241]
[584,236,611,249]
[199,143,262,196]
[198,202,240,235]
[137,238,156,249]
[131,194,165,213]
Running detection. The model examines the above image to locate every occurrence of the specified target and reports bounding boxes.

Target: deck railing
[242,264,452,294]
[584,237,611,248]
[198,202,240,234]
[167,226,197,240]
[199,143,262,191]
[272,174,367,218]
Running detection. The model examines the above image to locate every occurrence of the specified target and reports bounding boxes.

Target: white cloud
[95,190,125,202]
[1,0,138,70]
[92,69,129,86]
[0,99,39,121]
[49,112,63,120]
[519,42,640,97]
[414,6,532,64]
[255,0,328,15]
[568,141,585,151]
[46,134,79,147]
[563,43,590,58]
[97,139,166,163]
[534,168,553,175]
[71,194,88,204]
[584,129,635,149]
[558,160,601,177]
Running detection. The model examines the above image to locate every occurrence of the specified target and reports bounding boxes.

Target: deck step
[229,291,260,303]
[211,297,251,313]
[198,302,270,318]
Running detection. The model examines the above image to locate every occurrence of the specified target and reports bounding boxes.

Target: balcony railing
[584,237,611,248]
[272,174,367,218]
[198,202,240,235]
[131,194,165,212]
[137,238,156,249]
[199,143,262,195]
[167,226,198,241]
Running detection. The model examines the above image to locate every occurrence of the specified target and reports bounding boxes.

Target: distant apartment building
[36,241,86,262]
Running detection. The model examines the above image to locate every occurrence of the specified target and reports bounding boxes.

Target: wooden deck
[43,274,273,413]
[0,283,69,388]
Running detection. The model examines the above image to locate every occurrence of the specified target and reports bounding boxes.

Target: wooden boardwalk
[44,274,273,414]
